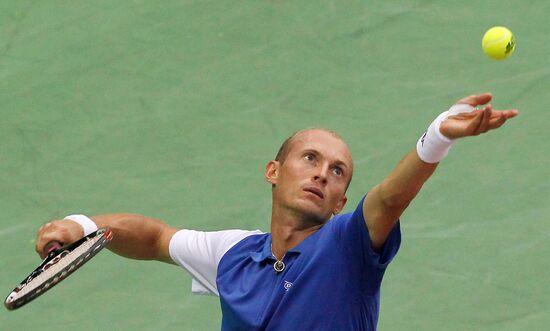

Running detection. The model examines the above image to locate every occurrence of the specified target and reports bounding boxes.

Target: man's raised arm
[363,93,518,251]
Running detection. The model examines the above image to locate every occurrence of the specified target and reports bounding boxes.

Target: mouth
[303,187,324,199]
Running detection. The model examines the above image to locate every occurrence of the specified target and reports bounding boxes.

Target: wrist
[64,214,98,236]
[416,104,474,163]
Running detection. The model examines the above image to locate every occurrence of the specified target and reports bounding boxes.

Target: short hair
[275,128,344,164]
[274,128,353,190]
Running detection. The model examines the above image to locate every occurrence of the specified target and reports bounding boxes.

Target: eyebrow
[302,149,350,170]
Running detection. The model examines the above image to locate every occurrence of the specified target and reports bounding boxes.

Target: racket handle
[44,241,63,254]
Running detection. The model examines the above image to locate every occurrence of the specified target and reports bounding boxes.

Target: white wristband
[416,104,474,163]
[64,214,98,236]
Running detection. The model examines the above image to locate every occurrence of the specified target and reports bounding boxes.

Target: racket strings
[13,237,100,299]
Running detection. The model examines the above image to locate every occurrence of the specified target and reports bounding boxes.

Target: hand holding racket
[35,219,86,259]
[4,220,112,310]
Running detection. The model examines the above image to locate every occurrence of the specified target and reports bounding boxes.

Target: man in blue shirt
[35,93,518,329]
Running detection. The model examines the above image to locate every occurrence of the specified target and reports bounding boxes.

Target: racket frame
[4,227,112,310]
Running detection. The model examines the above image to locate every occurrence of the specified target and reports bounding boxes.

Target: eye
[304,153,315,162]
[332,167,343,177]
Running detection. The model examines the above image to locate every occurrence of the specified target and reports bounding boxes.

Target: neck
[270,204,324,260]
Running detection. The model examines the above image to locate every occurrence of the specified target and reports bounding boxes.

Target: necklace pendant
[273,260,285,273]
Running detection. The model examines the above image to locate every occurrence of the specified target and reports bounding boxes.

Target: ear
[333,195,348,215]
[265,160,280,185]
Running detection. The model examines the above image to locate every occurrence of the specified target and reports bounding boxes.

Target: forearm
[90,214,177,263]
[376,149,437,209]
[363,149,437,250]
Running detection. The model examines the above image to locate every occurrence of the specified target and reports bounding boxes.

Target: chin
[287,198,332,226]
[298,208,331,226]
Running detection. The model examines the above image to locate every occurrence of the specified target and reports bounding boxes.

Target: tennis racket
[4,227,113,310]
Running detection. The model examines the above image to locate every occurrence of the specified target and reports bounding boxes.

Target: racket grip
[44,241,63,254]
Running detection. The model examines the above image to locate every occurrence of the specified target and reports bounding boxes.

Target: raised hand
[440,93,519,140]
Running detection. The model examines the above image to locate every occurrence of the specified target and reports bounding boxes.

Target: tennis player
[36,93,517,330]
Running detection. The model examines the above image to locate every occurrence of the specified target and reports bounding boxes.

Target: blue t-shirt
[216,197,401,330]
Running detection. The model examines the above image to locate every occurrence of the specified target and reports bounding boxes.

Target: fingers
[465,108,487,136]
[498,109,520,119]
[456,93,493,107]
[43,241,62,253]
[488,109,519,130]
[489,112,507,130]
[466,106,519,136]
[476,105,492,134]
[35,222,58,259]
[441,94,518,139]
[35,220,83,259]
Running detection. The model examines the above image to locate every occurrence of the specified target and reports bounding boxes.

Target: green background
[1,1,548,330]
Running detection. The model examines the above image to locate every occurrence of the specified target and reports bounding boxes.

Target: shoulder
[221,231,268,256]
[323,196,367,234]
[169,229,264,265]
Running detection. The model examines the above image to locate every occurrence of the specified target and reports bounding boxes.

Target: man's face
[266,130,353,225]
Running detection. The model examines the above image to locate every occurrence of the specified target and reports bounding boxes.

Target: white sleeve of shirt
[169,229,263,296]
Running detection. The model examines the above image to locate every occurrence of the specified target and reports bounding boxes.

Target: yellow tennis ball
[482,26,516,60]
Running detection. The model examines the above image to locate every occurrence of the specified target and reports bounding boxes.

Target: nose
[313,164,328,184]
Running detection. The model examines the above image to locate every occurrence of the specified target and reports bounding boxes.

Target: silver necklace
[271,244,285,273]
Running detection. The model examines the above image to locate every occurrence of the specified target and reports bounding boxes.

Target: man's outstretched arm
[363,93,519,251]
[35,214,178,263]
